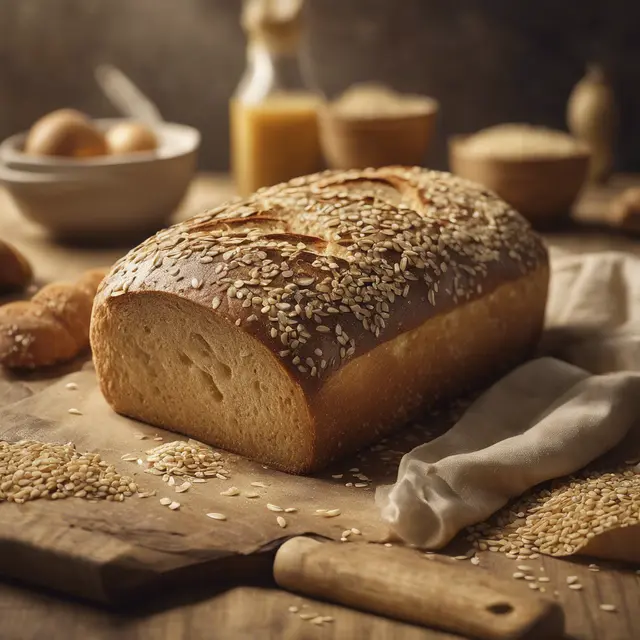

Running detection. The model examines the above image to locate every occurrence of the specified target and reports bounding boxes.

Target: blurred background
[2,0,639,173]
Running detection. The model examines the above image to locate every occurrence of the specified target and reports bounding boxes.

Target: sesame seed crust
[97,167,547,391]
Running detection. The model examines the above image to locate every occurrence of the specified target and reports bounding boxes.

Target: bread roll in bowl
[91,167,549,473]
[106,122,158,155]
[24,109,107,158]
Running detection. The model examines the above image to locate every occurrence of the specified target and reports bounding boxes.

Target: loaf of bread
[91,167,549,473]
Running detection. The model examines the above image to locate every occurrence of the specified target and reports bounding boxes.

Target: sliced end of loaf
[91,292,315,473]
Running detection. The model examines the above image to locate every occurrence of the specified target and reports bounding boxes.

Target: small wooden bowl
[449,134,590,226]
[319,98,438,170]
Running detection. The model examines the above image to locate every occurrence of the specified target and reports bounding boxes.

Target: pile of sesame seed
[467,465,639,558]
[103,167,546,384]
[0,440,137,503]
[138,439,230,483]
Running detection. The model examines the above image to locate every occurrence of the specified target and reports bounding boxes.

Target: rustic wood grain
[1,177,639,640]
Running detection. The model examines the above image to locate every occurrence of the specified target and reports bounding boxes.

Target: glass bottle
[230,0,323,196]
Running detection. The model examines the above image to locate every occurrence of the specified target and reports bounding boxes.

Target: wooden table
[1,175,639,640]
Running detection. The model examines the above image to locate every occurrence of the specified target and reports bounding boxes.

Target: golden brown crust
[97,167,548,393]
[0,240,33,294]
[0,268,108,369]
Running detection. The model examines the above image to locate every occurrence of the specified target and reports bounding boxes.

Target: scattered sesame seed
[568,584,583,591]
[277,516,287,528]
[206,512,227,520]
[250,481,268,488]
[220,487,240,496]
[67,408,82,416]
[65,383,78,391]
[299,612,319,620]
[284,507,298,513]
[599,604,617,612]
[288,606,299,613]
[244,491,260,498]
[168,501,180,510]
[0,440,139,505]
[467,467,639,558]
[267,503,283,512]
[159,497,172,506]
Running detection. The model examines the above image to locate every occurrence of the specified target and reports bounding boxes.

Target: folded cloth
[375,357,640,549]
[541,251,640,373]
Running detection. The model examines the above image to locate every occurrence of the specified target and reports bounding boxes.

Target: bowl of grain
[319,83,439,170]
[449,124,590,226]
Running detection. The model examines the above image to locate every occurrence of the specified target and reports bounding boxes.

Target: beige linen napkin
[376,251,640,549]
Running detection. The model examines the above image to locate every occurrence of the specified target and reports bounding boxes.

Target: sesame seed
[277,516,287,528]
[65,382,78,391]
[159,497,172,506]
[299,613,319,620]
[599,604,617,612]
[168,501,181,510]
[67,408,82,416]
[206,512,227,520]
[467,467,639,558]
[267,503,283,512]
[220,487,240,496]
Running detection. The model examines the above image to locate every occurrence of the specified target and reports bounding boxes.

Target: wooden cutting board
[0,363,459,605]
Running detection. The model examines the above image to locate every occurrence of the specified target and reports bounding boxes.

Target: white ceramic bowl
[0,119,200,243]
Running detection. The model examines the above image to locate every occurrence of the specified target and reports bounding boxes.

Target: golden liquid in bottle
[231,93,322,196]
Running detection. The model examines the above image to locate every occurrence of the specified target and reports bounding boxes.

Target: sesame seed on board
[0,440,138,503]
[467,466,639,558]
[123,439,230,484]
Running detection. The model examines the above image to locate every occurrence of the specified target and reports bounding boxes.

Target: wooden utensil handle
[273,537,564,640]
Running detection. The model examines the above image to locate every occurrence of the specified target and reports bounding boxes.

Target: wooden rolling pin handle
[273,537,564,640]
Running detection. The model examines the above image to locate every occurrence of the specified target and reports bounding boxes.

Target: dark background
[1,0,639,172]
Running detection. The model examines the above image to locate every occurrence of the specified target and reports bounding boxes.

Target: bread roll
[91,167,549,473]
[24,109,107,158]
[0,240,32,293]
